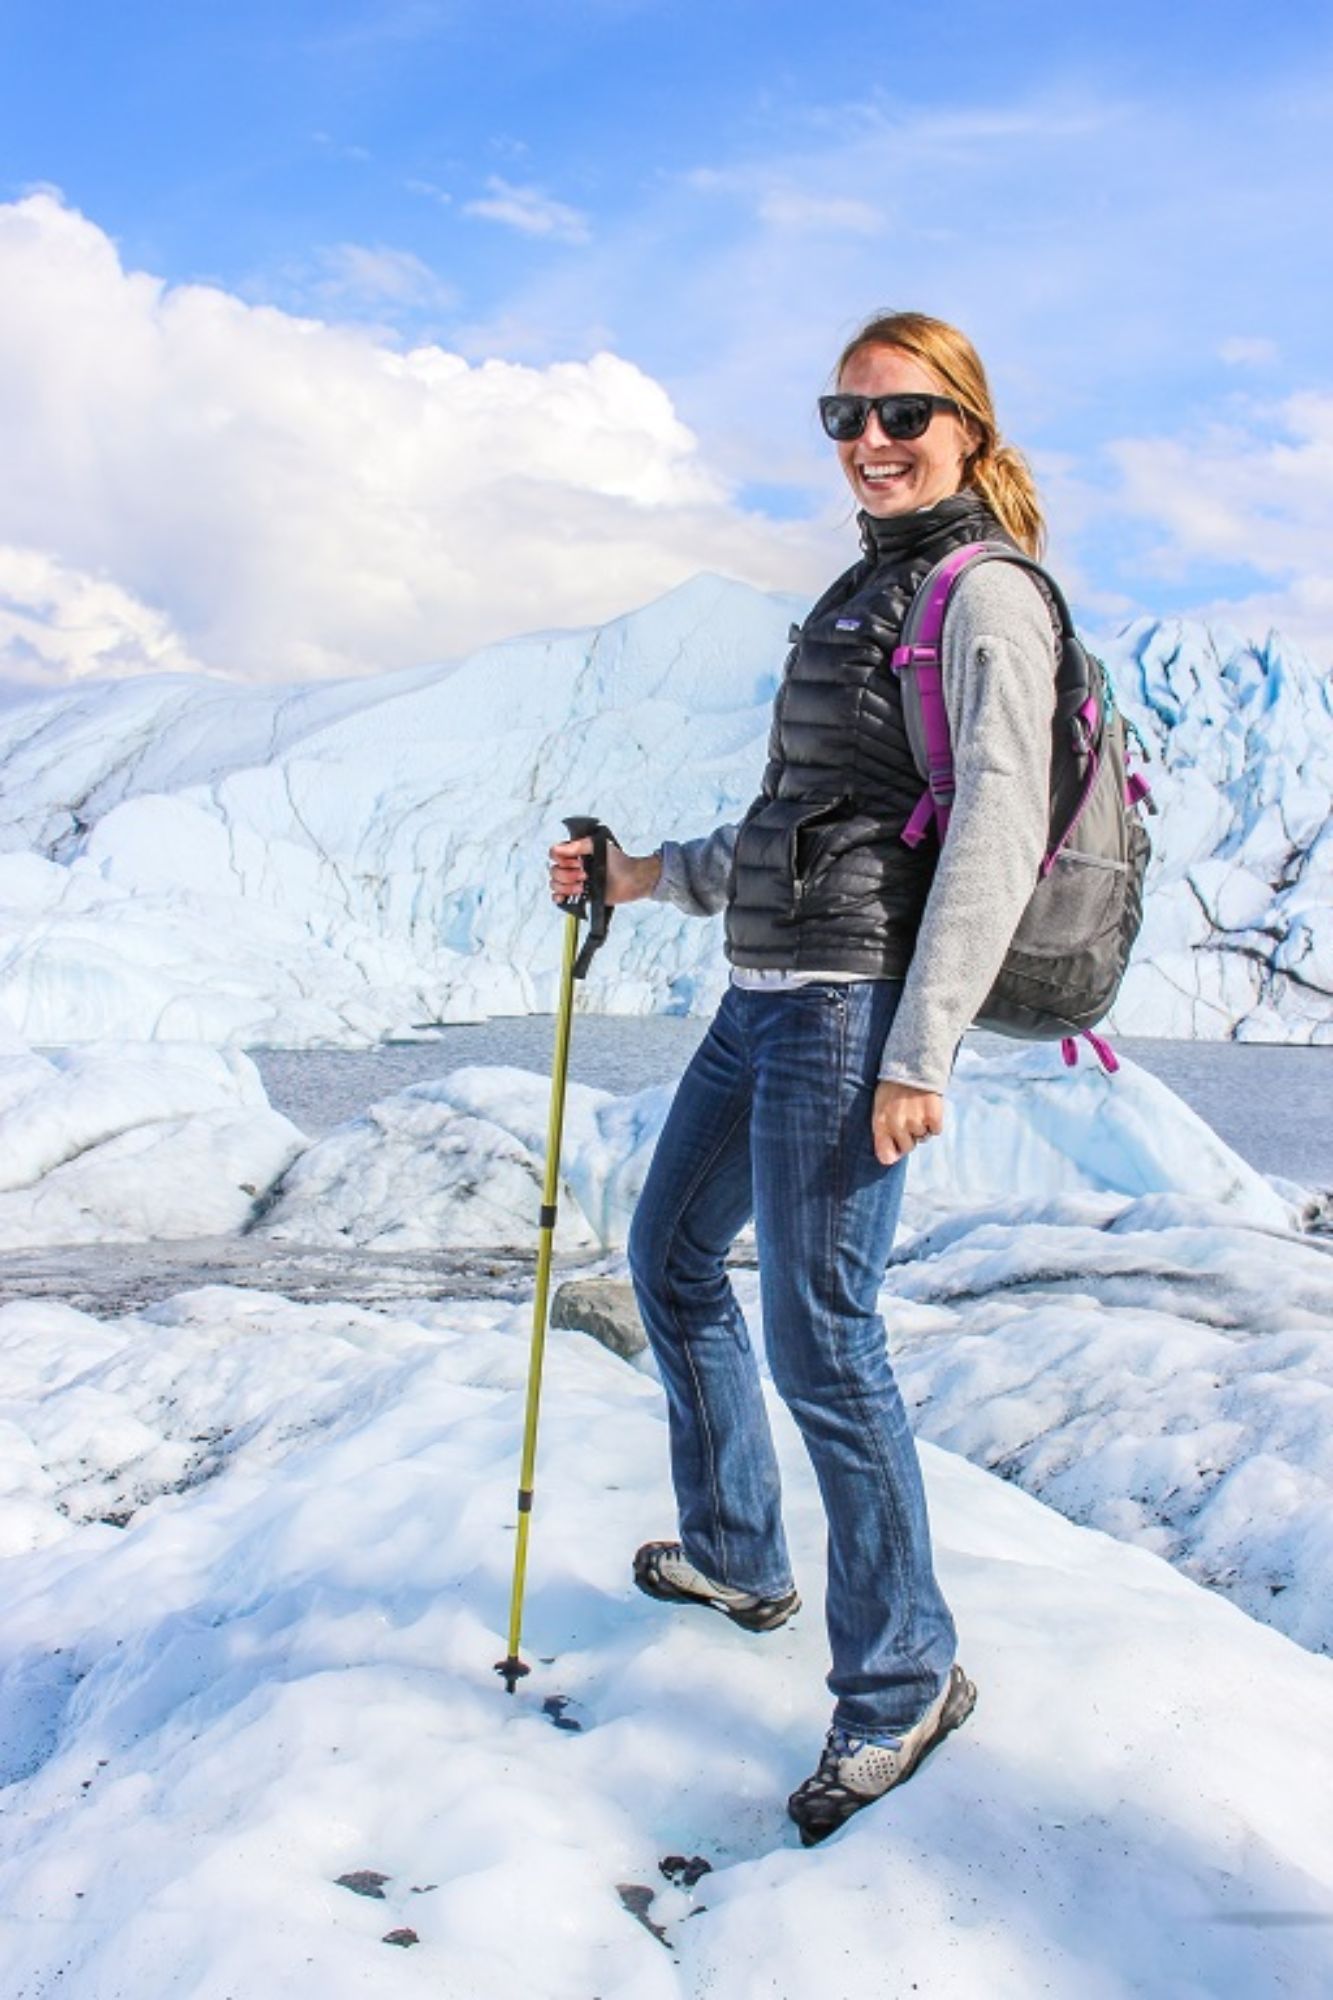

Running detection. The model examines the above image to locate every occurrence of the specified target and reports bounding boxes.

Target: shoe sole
[632,1546,801,1633]
[791,1664,978,1847]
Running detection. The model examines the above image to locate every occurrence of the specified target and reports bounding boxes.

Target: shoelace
[657,1544,731,1594]
[824,1726,905,1768]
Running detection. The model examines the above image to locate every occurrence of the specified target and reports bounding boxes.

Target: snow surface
[2,1029,1330,1989]
[0,1284,1331,1998]
[4,1031,1326,1666]
[873,1197,1333,1658]
[0,573,1328,1045]
[0,1037,303,1248]
[251,1055,1333,1663]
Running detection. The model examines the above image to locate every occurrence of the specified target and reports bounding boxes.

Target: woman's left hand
[872,1080,944,1166]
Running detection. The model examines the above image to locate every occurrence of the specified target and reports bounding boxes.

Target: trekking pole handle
[557,813,618,980]
[555,814,603,917]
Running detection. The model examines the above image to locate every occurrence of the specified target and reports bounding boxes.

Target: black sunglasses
[818,392,965,443]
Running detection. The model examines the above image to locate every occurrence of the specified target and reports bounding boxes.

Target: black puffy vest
[724,492,1015,973]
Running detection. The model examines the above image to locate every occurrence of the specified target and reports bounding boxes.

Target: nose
[860,408,900,451]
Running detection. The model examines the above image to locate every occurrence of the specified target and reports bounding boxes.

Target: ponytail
[967,441,1045,559]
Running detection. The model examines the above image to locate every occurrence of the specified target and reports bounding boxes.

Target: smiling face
[835,343,979,518]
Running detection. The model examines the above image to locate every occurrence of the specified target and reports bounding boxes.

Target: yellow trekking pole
[496,814,617,1694]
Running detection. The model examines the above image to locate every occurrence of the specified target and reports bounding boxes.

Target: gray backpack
[893,542,1154,1071]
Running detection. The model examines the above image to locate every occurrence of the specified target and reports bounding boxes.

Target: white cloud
[1177,574,1333,663]
[0,546,207,690]
[310,131,373,164]
[756,191,884,235]
[1219,336,1280,367]
[462,177,591,245]
[1109,392,1333,570]
[313,242,457,309]
[0,193,822,684]
[306,2,449,57]
[1105,391,1333,660]
[488,135,531,164]
[685,167,885,236]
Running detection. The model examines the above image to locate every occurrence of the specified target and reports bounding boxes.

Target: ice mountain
[1121,616,1333,1039]
[0,573,1328,1045]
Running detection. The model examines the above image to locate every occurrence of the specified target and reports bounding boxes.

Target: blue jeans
[626,977,958,1741]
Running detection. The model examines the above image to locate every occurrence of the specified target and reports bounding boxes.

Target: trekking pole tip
[495,1655,531,1695]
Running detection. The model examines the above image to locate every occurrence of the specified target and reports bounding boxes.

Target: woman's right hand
[548,836,663,906]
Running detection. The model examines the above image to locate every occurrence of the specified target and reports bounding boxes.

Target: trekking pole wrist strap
[559,813,618,979]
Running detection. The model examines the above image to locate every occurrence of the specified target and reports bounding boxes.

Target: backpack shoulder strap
[892,542,1083,847]
[895,542,1073,666]
[891,541,992,845]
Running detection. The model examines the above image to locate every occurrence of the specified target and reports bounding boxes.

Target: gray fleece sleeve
[878,561,1057,1094]
[648,822,739,917]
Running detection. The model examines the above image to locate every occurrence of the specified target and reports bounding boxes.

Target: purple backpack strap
[891,542,993,844]
[1061,1030,1120,1074]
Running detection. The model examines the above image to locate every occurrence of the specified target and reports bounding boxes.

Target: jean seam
[828,985,929,1718]
[659,1080,754,1589]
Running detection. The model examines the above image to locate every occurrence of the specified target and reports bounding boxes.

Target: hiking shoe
[632,1540,800,1633]
[788,1663,977,1846]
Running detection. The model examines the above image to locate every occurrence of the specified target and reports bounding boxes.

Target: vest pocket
[734,795,852,914]
[793,794,854,888]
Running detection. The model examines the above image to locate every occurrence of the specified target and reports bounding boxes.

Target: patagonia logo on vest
[834,617,861,631]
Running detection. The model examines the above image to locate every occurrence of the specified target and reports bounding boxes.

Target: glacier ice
[256,1045,1293,1254]
[0,1037,304,1247]
[0,574,1327,1045]
[4,1032,1288,1255]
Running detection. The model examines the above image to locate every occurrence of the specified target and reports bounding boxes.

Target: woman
[548,311,1057,1845]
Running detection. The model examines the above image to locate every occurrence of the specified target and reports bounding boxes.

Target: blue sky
[1,0,1331,675]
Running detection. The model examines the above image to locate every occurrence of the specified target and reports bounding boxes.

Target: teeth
[860,463,910,480]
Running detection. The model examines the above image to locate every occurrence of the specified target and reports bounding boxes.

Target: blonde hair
[835,311,1045,557]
